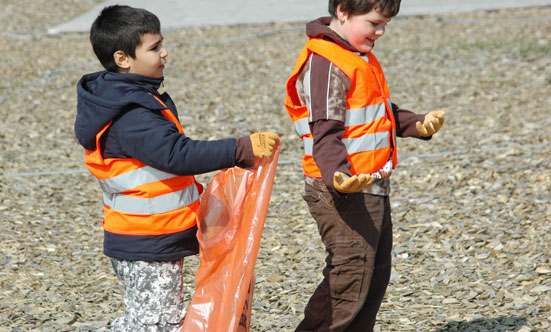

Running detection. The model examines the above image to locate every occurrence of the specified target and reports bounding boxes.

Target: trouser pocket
[327,242,367,302]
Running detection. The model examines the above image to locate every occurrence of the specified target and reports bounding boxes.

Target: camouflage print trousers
[110,258,187,332]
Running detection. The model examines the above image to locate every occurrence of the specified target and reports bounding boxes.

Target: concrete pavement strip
[48,0,551,34]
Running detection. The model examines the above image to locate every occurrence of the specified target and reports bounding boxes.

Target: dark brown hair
[90,5,161,72]
[328,0,401,18]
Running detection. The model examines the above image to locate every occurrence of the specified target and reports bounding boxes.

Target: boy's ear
[336,4,348,22]
[113,51,131,70]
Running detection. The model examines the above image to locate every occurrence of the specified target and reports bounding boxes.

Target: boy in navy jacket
[75,5,278,331]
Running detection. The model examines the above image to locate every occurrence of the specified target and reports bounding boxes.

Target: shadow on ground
[432,316,528,332]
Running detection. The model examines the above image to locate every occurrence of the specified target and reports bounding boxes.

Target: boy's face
[127,33,167,78]
[332,7,392,53]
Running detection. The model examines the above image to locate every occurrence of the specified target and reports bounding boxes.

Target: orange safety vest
[285,38,398,178]
[85,94,202,236]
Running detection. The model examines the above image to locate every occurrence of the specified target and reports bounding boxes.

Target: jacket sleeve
[311,120,351,191]
[392,103,429,139]
[304,54,352,191]
[104,106,253,175]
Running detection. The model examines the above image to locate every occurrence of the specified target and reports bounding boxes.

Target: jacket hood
[306,17,360,53]
[75,71,165,150]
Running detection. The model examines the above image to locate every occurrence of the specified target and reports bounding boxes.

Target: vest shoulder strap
[305,38,371,79]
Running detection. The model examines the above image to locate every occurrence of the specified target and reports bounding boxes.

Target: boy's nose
[161,47,168,58]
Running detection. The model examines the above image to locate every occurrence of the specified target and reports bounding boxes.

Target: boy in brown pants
[285,0,445,330]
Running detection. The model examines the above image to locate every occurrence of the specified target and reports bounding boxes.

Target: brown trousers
[295,182,393,332]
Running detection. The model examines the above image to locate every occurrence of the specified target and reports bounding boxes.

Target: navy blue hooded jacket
[75,70,254,261]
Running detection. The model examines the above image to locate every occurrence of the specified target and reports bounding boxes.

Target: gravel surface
[1,2,550,331]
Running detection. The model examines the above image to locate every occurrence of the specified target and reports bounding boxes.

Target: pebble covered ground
[1,1,550,331]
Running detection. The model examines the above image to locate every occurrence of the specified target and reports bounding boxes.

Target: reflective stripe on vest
[302,131,390,156]
[103,185,200,215]
[85,94,200,236]
[293,103,388,138]
[285,38,398,178]
[98,165,179,193]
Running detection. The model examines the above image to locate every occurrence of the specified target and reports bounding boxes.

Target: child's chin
[359,45,374,53]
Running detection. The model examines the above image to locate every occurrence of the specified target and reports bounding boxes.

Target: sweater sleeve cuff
[235,136,255,168]
[392,103,431,140]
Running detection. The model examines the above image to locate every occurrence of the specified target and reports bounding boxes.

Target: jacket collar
[306,17,358,53]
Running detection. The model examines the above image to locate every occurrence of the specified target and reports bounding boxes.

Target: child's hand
[250,132,279,158]
[416,110,446,137]
[333,172,375,194]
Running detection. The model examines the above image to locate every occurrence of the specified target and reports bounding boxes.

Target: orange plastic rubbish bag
[182,145,280,332]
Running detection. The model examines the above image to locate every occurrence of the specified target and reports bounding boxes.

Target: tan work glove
[416,110,446,137]
[250,132,279,158]
[333,172,376,194]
